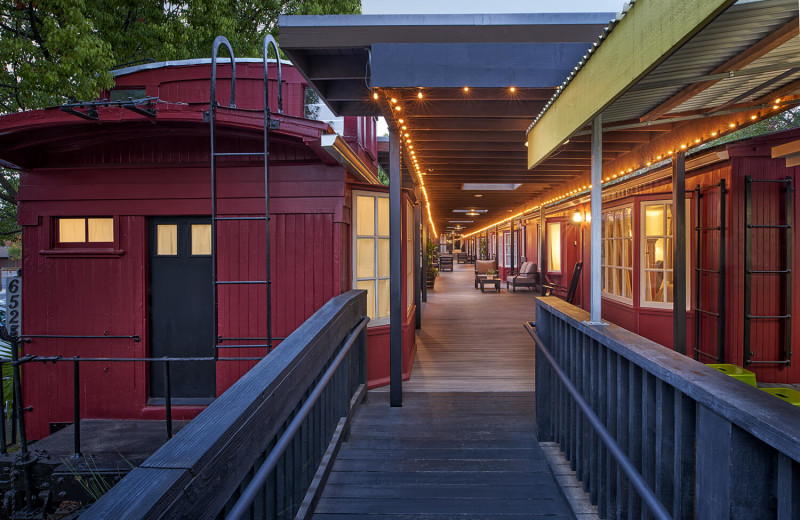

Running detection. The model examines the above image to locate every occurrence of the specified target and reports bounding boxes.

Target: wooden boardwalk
[314,264,572,519]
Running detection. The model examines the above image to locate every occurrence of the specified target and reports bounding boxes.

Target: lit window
[547,222,561,272]
[601,206,633,303]
[640,201,690,309]
[58,217,113,244]
[191,224,212,255]
[157,225,178,256]
[407,201,414,311]
[354,192,390,325]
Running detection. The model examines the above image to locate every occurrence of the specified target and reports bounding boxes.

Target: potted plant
[479,239,488,260]
[426,239,439,289]
[486,268,496,280]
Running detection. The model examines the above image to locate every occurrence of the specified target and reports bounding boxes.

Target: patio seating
[457,252,468,264]
[439,255,454,272]
[506,262,540,292]
[474,259,497,289]
[543,262,583,304]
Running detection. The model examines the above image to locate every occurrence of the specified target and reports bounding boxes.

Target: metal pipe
[226,317,369,520]
[73,357,82,458]
[21,334,139,342]
[263,34,281,353]
[164,359,173,439]
[2,356,266,363]
[10,338,33,509]
[526,323,672,520]
[589,115,603,324]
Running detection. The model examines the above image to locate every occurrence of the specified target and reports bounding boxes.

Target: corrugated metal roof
[527,0,800,133]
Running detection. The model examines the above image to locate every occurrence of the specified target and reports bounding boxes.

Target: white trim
[600,204,633,305]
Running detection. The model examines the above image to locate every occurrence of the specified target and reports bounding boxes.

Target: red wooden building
[0,59,418,439]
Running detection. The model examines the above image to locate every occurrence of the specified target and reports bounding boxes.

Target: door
[149,217,215,401]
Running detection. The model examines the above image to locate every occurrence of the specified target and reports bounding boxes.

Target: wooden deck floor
[314,264,570,519]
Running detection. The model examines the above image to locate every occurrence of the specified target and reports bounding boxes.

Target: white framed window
[640,200,691,310]
[601,206,633,303]
[406,201,414,312]
[57,217,114,245]
[353,191,390,326]
[546,222,562,273]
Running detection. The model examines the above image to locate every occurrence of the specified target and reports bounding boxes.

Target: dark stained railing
[528,297,800,520]
[81,289,368,520]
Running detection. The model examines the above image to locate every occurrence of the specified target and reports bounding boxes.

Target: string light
[373,92,378,100]
[509,87,516,93]
[417,91,423,99]
[463,87,470,92]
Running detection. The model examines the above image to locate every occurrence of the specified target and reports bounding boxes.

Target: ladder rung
[219,337,285,341]
[747,360,792,365]
[216,344,271,349]
[748,224,791,229]
[213,152,266,157]
[695,226,722,231]
[746,315,791,320]
[215,217,268,221]
[695,309,719,317]
[747,269,791,274]
[216,281,268,285]
[693,348,720,361]
[749,179,793,184]
[695,268,720,274]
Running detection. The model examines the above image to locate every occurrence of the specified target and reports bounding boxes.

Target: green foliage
[377,165,389,186]
[425,238,438,279]
[479,238,488,260]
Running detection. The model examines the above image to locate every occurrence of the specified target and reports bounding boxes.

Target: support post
[414,203,421,329]
[510,218,516,275]
[673,151,687,354]
[540,205,547,295]
[495,225,499,263]
[389,130,403,407]
[589,115,603,324]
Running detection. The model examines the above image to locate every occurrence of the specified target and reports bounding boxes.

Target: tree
[0,0,361,232]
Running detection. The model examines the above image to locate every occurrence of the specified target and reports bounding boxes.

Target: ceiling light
[417,92,423,99]
[463,87,470,92]
[373,92,378,100]
[509,87,516,92]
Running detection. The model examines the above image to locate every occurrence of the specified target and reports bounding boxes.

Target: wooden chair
[543,262,583,304]
[506,262,539,292]
[474,259,497,288]
[439,255,454,272]
[456,252,468,264]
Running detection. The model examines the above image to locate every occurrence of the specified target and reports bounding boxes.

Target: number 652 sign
[7,276,21,338]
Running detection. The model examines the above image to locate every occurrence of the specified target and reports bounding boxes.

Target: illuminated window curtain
[547,222,561,272]
[354,192,390,325]
[601,207,633,302]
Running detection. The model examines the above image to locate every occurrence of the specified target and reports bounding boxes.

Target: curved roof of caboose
[111,58,294,78]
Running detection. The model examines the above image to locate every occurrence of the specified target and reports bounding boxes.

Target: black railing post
[73,356,82,459]
[164,359,173,439]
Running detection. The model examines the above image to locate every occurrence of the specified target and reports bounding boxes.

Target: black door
[149,217,215,401]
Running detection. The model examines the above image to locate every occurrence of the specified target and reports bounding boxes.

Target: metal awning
[279,13,614,235]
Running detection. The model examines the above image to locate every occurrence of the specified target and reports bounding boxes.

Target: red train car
[520,128,800,384]
[0,59,417,439]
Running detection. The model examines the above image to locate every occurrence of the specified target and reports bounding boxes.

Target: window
[547,222,561,272]
[601,206,633,302]
[406,201,414,312]
[640,201,690,309]
[157,225,178,255]
[57,217,114,245]
[353,191,390,325]
[191,224,212,255]
[109,88,146,102]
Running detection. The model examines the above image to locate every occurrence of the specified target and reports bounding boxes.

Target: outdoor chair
[457,252,468,264]
[474,259,497,289]
[439,255,454,272]
[543,262,583,304]
[506,262,540,292]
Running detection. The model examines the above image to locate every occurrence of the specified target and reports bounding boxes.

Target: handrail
[226,316,368,519]
[525,322,671,520]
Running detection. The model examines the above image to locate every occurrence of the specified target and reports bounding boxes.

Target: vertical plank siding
[531,296,800,519]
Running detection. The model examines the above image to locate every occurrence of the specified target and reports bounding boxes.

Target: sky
[361,0,625,14]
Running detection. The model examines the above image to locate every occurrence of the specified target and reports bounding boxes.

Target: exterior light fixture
[573,211,584,223]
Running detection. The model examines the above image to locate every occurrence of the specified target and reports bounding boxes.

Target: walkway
[314,263,573,519]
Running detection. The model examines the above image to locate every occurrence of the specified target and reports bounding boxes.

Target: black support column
[673,151,687,354]
[414,202,421,329]
[389,129,403,406]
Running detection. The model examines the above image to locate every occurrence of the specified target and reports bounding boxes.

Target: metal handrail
[525,322,672,520]
[226,315,369,520]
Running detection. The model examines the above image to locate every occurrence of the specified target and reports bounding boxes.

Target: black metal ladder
[209,35,283,358]
[694,180,727,362]
[743,175,793,367]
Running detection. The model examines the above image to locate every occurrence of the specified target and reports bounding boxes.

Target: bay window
[353,191,390,325]
[601,206,633,302]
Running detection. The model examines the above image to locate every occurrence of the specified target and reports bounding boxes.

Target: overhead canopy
[525,0,800,212]
[279,13,613,234]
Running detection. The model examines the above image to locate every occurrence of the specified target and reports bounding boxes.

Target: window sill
[40,248,125,258]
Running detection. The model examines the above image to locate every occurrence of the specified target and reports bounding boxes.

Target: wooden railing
[82,290,368,520]
[527,297,800,520]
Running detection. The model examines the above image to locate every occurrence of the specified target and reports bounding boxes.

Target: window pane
[547,222,561,272]
[191,224,212,255]
[88,218,113,242]
[665,237,674,269]
[624,208,633,237]
[157,225,178,256]
[625,238,633,268]
[377,279,390,318]
[377,197,389,236]
[665,271,674,303]
[623,269,632,298]
[644,205,664,236]
[645,271,664,302]
[645,238,665,268]
[356,280,376,319]
[59,218,86,242]
[357,238,375,278]
[356,196,375,236]
[378,238,390,277]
